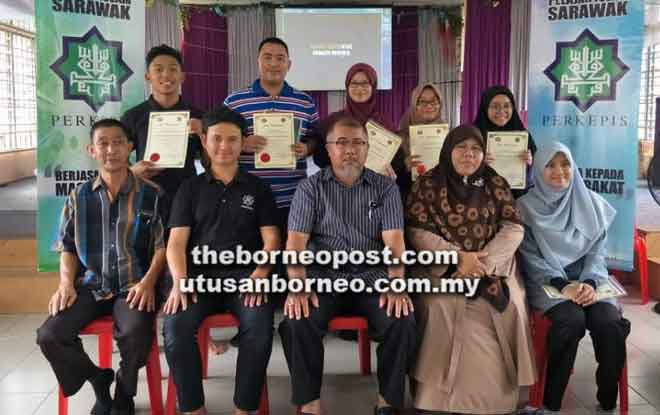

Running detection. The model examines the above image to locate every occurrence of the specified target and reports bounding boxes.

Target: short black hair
[89,118,130,142]
[202,106,248,137]
[146,44,183,68]
[258,37,289,55]
[326,115,367,139]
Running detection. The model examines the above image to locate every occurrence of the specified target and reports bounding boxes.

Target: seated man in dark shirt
[279,115,417,415]
[121,44,204,202]
[36,119,168,415]
[162,106,280,415]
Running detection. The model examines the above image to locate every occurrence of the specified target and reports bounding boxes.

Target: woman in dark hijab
[473,85,537,198]
[406,124,536,414]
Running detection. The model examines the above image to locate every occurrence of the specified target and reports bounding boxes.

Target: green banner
[36,0,145,271]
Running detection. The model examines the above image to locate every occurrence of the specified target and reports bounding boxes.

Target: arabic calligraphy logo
[51,26,133,111]
[544,29,629,112]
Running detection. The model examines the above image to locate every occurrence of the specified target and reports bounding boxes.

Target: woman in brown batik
[405,124,536,414]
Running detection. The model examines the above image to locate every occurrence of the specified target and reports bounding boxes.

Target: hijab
[517,141,616,275]
[398,83,445,132]
[314,63,391,169]
[406,124,519,312]
[406,124,520,253]
[398,83,446,158]
[473,85,537,154]
[344,63,379,125]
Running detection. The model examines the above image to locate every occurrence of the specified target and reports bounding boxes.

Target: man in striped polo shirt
[279,115,417,415]
[223,36,319,230]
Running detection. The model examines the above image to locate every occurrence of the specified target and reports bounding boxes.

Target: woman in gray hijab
[518,141,630,412]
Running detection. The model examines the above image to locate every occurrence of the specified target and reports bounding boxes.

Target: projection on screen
[275,8,392,91]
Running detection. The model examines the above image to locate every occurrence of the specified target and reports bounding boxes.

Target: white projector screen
[275,8,392,91]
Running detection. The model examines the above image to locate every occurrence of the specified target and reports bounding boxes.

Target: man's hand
[379,291,413,318]
[283,292,319,320]
[48,283,77,316]
[131,160,164,180]
[189,118,203,136]
[243,135,268,153]
[242,292,269,308]
[126,280,156,312]
[455,251,488,278]
[291,143,309,159]
[163,281,197,314]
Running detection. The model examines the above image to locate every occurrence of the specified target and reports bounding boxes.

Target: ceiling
[0,0,462,20]
[181,0,463,6]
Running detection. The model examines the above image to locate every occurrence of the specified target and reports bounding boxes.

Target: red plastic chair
[200,315,372,379]
[165,314,269,415]
[529,312,628,413]
[294,316,372,414]
[328,316,372,376]
[611,229,649,305]
[57,316,164,415]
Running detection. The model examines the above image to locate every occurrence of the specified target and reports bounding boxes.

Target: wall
[0,149,36,185]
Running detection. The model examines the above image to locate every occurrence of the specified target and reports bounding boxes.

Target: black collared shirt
[169,170,278,278]
[121,95,204,199]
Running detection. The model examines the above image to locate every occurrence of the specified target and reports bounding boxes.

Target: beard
[334,160,363,180]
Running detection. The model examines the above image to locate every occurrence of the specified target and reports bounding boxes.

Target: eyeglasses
[416,100,440,108]
[488,103,512,113]
[327,138,368,148]
[348,81,372,89]
[454,143,483,154]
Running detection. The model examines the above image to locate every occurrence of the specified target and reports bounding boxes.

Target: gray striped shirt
[288,167,404,285]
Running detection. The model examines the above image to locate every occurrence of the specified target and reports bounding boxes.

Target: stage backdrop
[528,0,644,270]
[36,1,145,271]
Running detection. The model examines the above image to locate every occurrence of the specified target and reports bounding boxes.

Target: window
[0,20,36,153]
[639,44,660,142]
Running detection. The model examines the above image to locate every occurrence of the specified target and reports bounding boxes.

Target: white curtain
[227,5,276,93]
[645,6,660,48]
[0,0,33,20]
[417,8,461,128]
[508,0,530,111]
[145,0,181,96]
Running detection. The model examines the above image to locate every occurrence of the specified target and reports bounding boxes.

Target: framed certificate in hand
[365,120,402,174]
[486,131,529,189]
[143,111,190,168]
[254,112,296,169]
[409,123,449,179]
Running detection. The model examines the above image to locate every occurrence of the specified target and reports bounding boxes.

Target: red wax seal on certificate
[150,153,160,162]
[417,165,426,175]
[260,153,271,163]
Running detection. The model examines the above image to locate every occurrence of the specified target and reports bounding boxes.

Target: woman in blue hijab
[518,141,630,412]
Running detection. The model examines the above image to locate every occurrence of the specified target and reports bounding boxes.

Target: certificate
[409,123,449,179]
[486,131,528,189]
[365,120,402,174]
[143,111,190,168]
[254,112,296,169]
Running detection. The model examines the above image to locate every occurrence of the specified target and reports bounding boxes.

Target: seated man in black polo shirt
[162,106,280,415]
[36,119,168,415]
[121,44,204,202]
[279,115,417,415]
